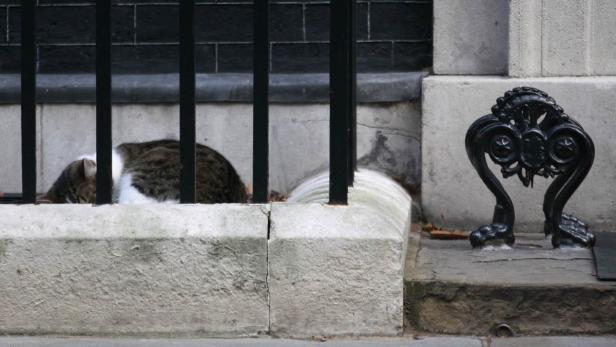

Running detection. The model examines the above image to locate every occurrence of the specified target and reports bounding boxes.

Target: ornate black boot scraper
[465,87,595,249]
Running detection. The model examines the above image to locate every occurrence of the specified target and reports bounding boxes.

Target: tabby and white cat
[42,139,247,204]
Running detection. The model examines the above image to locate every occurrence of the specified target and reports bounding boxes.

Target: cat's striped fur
[44,139,247,204]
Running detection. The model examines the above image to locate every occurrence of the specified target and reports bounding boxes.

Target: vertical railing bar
[179,0,196,203]
[329,0,351,205]
[20,0,37,204]
[253,0,270,203]
[347,0,357,186]
[96,0,113,204]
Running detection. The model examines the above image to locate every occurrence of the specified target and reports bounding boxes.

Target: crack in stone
[472,257,591,263]
[357,121,420,141]
[264,205,272,335]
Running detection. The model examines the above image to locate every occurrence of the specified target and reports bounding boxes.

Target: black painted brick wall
[0,0,432,74]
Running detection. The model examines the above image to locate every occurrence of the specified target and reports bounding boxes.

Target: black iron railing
[96,0,113,205]
[179,0,197,203]
[20,0,36,204]
[330,0,357,204]
[7,0,357,205]
[252,0,271,204]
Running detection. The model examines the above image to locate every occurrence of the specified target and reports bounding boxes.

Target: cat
[42,139,247,204]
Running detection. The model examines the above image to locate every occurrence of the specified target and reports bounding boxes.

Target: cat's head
[42,159,97,203]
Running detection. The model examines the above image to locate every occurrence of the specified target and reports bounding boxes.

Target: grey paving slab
[409,234,615,286]
[491,336,616,347]
[0,337,483,347]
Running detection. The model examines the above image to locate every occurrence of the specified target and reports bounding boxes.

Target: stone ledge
[0,170,412,338]
[0,72,426,104]
[269,170,412,338]
[0,204,269,336]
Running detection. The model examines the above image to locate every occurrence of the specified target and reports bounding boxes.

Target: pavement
[0,336,616,347]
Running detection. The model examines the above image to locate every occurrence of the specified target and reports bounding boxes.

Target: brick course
[0,0,432,74]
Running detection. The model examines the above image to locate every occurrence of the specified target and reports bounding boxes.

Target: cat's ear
[82,159,97,179]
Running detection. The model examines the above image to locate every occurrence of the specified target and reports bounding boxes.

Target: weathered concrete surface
[435,0,616,77]
[410,235,598,285]
[422,76,616,232]
[3,336,616,347]
[405,234,616,335]
[491,336,616,347]
[0,336,484,347]
[509,0,616,77]
[590,1,616,75]
[508,0,542,77]
[288,169,412,236]
[433,0,509,75]
[270,170,412,338]
[0,102,420,195]
[0,105,42,193]
[540,0,589,76]
[0,204,269,336]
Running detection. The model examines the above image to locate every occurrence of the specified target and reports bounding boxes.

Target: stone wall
[432,0,509,75]
[509,0,616,77]
[423,0,616,231]
[0,101,421,196]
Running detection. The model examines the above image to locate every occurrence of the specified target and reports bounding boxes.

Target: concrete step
[404,232,616,336]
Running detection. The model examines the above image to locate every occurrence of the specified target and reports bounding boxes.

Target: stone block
[541,0,589,76]
[508,0,542,77]
[422,76,616,232]
[590,1,616,75]
[270,170,412,338]
[433,0,509,75]
[509,0,616,77]
[0,204,269,336]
